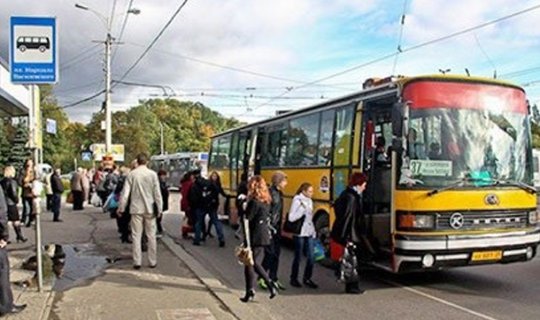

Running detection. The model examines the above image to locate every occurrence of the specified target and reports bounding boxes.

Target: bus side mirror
[392,102,405,137]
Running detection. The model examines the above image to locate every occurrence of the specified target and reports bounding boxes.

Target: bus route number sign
[410,160,452,177]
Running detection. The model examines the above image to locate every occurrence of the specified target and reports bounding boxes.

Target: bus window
[286,113,320,166]
[333,106,354,166]
[210,139,220,168]
[261,124,287,167]
[218,136,231,169]
[318,110,334,166]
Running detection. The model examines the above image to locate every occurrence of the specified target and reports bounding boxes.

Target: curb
[161,235,275,320]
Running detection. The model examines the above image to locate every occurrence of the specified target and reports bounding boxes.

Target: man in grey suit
[118,153,163,269]
[0,180,26,316]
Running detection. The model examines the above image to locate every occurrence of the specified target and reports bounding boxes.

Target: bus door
[361,102,394,255]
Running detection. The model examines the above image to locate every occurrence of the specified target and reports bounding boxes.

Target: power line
[112,0,134,62]
[115,0,190,85]
[61,90,105,109]
[249,3,540,113]
[501,65,540,79]
[60,44,101,71]
[392,0,408,75]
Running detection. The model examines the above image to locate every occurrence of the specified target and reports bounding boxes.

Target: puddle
[53,244,108,292]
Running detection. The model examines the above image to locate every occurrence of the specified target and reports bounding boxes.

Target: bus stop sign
[10,16,58,84]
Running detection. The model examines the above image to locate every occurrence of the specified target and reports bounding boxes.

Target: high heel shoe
[239,289,255,302]
[17,237,28,243]
[268,282,277,299]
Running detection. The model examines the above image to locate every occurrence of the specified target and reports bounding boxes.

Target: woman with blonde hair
[1,166,27,242]
[240,175,277,302]
[20,159,35,227]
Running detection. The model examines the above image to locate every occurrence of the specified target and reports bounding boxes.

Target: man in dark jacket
[331,172,368,294]
[189,170,209,246]
[260,171,287,290]
[51,168,64,222]
[0,181,27,316]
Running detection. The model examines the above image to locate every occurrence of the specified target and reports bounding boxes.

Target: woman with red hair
[331,172,368,294]
[240,175,277,302]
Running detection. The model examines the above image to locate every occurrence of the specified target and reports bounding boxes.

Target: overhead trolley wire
[249,3,540,114]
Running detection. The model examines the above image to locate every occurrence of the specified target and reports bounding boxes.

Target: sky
[1,0,540,124]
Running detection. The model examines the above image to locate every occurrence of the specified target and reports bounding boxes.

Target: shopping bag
[90,193,101,207]
[313,239,326,262]
[66,192,74,204]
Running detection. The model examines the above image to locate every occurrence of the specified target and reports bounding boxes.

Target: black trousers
[52,193,61,221]
[116,213,131,241]
[0,248,14,315]
[72,191,84,210]
[261,233,281,281]
[244,246,271,292]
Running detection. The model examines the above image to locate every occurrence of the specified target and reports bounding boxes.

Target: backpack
[189,177,216,209]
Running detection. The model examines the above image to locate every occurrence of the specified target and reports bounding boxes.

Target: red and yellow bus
[209,74,540,272]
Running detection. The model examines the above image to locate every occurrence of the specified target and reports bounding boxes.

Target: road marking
[156,308,216,320]
[382,279,499,320]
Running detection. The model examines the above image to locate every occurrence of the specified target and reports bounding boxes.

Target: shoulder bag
[235,217,254,266]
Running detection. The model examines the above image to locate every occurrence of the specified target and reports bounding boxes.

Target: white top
[288,193,316,238]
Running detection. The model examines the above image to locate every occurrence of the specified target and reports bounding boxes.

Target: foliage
[8,121,31,170]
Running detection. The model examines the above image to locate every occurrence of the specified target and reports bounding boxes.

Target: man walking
[118,154,162,269]
[70,168,84,211]
[0,177,27,316]
[51,168,64,222]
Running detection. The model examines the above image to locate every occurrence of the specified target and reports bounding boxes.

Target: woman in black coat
[240,175,277,302]
[0,166,27,242]
[331,172,368,294]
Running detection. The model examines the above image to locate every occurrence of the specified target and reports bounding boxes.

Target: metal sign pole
[31,85,43,292]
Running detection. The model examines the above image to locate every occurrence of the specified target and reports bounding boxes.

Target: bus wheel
[314,212,330,251]
[39,46,46,52]
[19,46,26,52]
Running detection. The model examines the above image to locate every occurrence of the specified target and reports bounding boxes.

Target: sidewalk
[4,200,273,320]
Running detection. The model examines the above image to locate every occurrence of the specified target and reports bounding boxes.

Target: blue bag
[106,193,119,210]
[313,239,326,262]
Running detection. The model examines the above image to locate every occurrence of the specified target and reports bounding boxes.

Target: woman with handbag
[330,172,368,294]
[288,182,318,289]
[239,175,277,302]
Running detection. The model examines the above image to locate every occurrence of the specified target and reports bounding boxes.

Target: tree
[9,122,31,170]
[0,119,12,168]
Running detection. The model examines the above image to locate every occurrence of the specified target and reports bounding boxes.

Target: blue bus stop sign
[10,16,58,84]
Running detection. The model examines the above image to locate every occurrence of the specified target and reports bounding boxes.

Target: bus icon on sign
[17,36,50,52]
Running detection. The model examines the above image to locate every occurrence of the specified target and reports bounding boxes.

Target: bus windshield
[399,81,532,188]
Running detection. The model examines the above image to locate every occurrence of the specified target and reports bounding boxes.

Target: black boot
[239,289,255,302]
[15,225,28,242]
[268,281,277,299]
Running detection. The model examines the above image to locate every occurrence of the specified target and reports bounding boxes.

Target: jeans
[262,232,281,281]
[52,193,61,221]
[21,197,33,224]
[290,236,315,282]
[194,208,224,243]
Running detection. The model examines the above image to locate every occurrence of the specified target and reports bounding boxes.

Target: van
[17,36,50,52]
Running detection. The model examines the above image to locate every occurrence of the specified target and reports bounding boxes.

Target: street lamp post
[75,3,139,154]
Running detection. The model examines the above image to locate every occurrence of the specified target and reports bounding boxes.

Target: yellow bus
[209,74,540,272]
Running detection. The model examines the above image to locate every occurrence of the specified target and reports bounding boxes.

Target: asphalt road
[165,193,540,320]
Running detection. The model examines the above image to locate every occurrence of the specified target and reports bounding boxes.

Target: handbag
[283,214,305,235]
[235,217,254,266]
[66,192,74,204]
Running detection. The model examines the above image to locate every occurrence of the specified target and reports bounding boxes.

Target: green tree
[9,122,31,170]
[0,119,12,168]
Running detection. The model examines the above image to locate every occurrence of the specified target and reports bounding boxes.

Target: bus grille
[437,210,529,231]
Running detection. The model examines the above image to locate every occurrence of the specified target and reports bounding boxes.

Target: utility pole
[105,33,112,153]
[160,122,164,155]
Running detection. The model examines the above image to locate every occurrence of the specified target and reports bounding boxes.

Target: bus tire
[19,45,26,52]
[314,211,330,249]
[39,45,46,52]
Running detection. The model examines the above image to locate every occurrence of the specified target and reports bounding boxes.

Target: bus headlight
[398,214,435,229]
[529,211,538,225]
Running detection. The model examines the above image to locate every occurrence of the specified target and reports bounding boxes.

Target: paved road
[165,193,540,320]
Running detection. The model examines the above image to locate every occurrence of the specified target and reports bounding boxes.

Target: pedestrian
[43,170,53,212]
[259,171,287,290]
[189,170,225,247]
[0,166,27,242]
[18,159,35,227]
[331,172,368,294]
[115,166,132,243]
[0,178,27,316]
[118,153,162,269]
[157,170,169,238]
[288,182,318,289]
[205,171,227,246]
[81,168,91,207]
[239,175,277,303]
[50,168,64,222]
[234,172,248,240]
[180,171,195,239]
[70,168,84,211]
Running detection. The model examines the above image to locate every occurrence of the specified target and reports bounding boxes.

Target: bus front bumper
[393,229,540,272]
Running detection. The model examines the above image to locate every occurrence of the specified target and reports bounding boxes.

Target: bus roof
[212,74,525,139]
[151,152,207,160]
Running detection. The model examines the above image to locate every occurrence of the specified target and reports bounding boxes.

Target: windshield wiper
[491,179,537,194]
[426,177,471,197]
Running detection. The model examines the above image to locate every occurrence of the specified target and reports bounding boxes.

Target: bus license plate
[471,251,502,261]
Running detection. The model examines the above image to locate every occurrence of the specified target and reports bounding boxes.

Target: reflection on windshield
[399,108,532,187]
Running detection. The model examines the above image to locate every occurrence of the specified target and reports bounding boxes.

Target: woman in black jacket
[0,166,27,242]
[240,175,277,302]
[331,172,368,294]
[205,171,227,247]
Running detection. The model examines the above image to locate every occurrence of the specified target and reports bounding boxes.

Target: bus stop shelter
[0,57,31,117]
